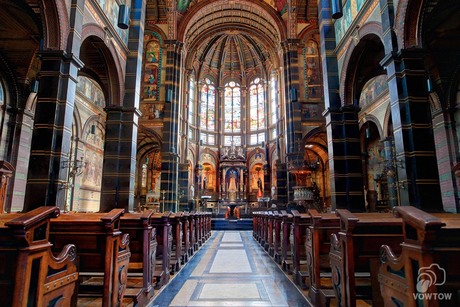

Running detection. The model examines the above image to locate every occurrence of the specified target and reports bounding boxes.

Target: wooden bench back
[379,207,460,307]
[0,207,78,307]
[330,210,403,307]
[120,210,157,300]
[49,209,130,307]
[306,209,340,306]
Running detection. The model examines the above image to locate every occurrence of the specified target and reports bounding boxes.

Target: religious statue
[203,176,207,190]
[271,185,276,197]
[190,185,195,198]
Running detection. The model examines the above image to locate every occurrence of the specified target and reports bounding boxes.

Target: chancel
[0,0,460,306]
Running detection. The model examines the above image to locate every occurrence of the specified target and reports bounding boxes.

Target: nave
[151,231,310,307]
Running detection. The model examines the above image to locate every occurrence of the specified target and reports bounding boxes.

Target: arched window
[224,81,241,132]
[249,78,265,131]
[270,75,278,139]
[188,77,195,125]
[188,76,195,140]
[200,78,216,145]
[200,78,215,131]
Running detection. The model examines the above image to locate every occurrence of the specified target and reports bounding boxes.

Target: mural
[303,40,322,100]
[177,0,191,14]
[334,0,370,43]
[359,75,388,108]
[302,103,321,120]
[82,122,104,188]
[95,0,128,44]
[140,102,165,120]
[366,138,384,191]
[275,0,287,15]
[143,34,162,101]
[77,76,106,107]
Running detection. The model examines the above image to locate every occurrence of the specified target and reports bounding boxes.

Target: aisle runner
[151,230,311,307]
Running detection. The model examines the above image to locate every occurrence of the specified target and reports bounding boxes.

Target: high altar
[218,142,248,216]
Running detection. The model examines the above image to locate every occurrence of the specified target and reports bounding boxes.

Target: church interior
[1,0,460,306]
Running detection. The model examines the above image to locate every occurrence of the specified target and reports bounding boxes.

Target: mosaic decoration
[76,76,106,107]
[143,33,162,101]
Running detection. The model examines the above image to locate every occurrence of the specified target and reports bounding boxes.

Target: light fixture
[331,0,343,19]
[31,79,39,93]
[117,4,129,29]
[427,77,434,93]
[91,124,96,134]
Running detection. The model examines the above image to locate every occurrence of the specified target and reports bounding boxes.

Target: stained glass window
[250,78,265,131]
[224,135,241,146]
[188,77,195,125]
[224,81,241,132]
[200,78,216,133]
[270,75,278,139]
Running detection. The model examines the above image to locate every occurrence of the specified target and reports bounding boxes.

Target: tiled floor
[150,231,311,307]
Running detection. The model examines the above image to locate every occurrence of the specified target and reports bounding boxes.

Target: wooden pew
[120,210,157,306]
[273,211,283,263]
[252,211,261,242]
[379,207,460,307]
[169,212,183,274]
[280,210,293,273]
[205,212,212,239]
[265,211,275,254]
[0,207,78,307]
[187,212,197,255]
[330,210,403,307]
[151,212,172,289]
[49,209,130,307]
[180,211,190,263]
[290,210,312,288]
[306,209,340,307]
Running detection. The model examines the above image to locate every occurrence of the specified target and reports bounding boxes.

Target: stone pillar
[276,161,288,205]
[160,41,183,212]
[380,49,442,211]
[380,0,441,211]
[281,40,303,203]
[23,51,83,211]
[100,0,146,212]
[7,107,34,212]
[318,0,365,211]
[178,163,189,211]
[100,106,140,212]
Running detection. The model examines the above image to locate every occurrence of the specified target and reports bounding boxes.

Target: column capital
[37,50,84,69]
[380,47,428,68]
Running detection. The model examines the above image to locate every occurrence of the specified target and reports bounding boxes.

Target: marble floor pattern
[150,231,311,307]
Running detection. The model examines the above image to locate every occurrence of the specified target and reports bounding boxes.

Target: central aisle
[150,231,311,307]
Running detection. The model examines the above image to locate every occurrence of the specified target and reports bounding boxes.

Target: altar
[217,141,248,219]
